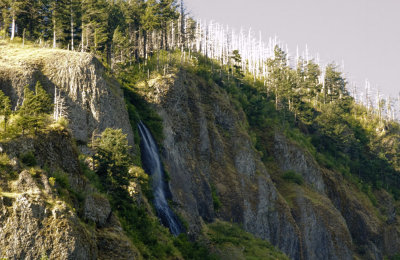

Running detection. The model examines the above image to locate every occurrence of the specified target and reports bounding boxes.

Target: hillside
[128,62,400,259]
[0,43,296,259]
[1,0,400,258]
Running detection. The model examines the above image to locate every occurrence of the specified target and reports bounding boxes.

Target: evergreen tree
[0,0,10,38]
[82,0,108,53]
[157,0,178,50]
[93,128,132,190]
[140,0,160,59]
[34,81,53,114]
[112,25,129,65]
[17,82,52,134]
[267,46,292,111]
[17,86,36,135]
[230,50,243,77]
[50,0,68,48]
[324,64,347,103]
[9,0,27,40]
[0,90,11,132]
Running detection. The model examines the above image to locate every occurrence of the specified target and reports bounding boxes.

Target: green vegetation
[211,184,222,211]
[50,169,70,190]
[19,151,36,167]
[207,221,289,260]
[389,254,400,260]
[0,0,183,66]
[282,170,304,185]
[87,127,202,258]
[0,82,53,139]
[0,90,11,132]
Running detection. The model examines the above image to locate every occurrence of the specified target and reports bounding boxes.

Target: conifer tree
[324,64,347,103]
[140,0,160,59]
[0,0,9,38]
[34,81,53,114]
[93,128,131,190]
[17,86,35,135]
[2,0,28,40]
[17,82,52,134]
[0,90,11,132]
[158,0,177,50]
[50,0,68,48]
[81,0,108,53]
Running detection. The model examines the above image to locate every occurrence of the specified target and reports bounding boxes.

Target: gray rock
[83,194,111,227]
[0,193,97,260]
[274,133,326,193]
[0,49,134,146]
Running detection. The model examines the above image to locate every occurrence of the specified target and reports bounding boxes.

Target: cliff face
[139,69,400,260]
[0,129,139,259]
[0,45,134,145]
[138,71,301,258]
[0,44,139,259]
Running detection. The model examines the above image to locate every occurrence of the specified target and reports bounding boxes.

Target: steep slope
[136,71,302,259]
[136,69,400,259]
[0,44,134,145]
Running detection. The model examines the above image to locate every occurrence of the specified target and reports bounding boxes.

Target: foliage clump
[0,81,54,139]
[282,170,304,185]
[20,151,36,167]
[207,221,289,259]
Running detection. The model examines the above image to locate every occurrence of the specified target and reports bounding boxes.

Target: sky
[184,0,400,99]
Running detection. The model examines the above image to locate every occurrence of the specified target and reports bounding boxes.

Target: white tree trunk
[10,14,15,40]
[70,6,74,51]
[53,30,56,48]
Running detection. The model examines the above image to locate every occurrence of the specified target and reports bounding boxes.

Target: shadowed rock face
[0,46,134,146]
[274,133,326,193]
[139,69,400,260]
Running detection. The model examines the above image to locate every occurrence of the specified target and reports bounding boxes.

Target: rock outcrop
[0,130,139,259]
[0,45,134,145]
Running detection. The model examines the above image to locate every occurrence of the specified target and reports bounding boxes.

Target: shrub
[282,170,304,185]
[0,153,10,166]
[211,184,222,210]
[49,177,56,187]
[52,169,69,189]
[20,151,36,166]
[29,168,41,178]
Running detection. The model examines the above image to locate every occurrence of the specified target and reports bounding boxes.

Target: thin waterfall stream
[137,121,183,236]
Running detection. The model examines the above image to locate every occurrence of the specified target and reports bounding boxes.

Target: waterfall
[137,121,183,236]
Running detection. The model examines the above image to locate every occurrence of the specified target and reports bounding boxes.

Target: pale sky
[184,0,400,99]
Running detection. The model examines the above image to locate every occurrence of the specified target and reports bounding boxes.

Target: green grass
[282,170,304,185]
[211,184,222,211]
[207,221,289,260]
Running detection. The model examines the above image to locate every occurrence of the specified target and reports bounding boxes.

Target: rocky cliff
[0,129,139,259]
[0,44,139,259]
[138,69,400,260]
[0,44,134,145]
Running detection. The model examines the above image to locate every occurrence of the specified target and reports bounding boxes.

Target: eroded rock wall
[0,46,134,145]
[139,71,302,259]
